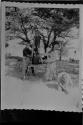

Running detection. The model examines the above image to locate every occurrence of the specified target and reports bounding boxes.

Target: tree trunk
[59,51,62,61]
[59,46,62,61]
[44,45,47,53]
[31,44,35,75]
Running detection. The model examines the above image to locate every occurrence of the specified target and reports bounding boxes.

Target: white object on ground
[58,72,73,92]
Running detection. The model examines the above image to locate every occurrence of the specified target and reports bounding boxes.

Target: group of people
[22,45,75,96]
[22,45,47,79]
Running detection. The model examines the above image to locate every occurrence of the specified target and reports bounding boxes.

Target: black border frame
[1,0,83,4]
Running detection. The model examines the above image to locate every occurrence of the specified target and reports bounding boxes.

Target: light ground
[1,73,82,112]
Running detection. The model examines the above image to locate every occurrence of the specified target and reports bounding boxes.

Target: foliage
[5,7,79,58]
[34,8,79,53]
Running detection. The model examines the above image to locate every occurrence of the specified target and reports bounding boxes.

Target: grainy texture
[1,3,82,112]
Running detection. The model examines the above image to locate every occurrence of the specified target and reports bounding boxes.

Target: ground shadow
[46,83,59,90]
[5,63,45,82]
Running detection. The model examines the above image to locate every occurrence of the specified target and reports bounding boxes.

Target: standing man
[22,45,35,80]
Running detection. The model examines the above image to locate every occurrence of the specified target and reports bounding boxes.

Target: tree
[6,7,79,80]
[6,7,41,55]
[34,8,79,80]
[6,7,29,43]
[34,8,79,54]
[6,7,79,56]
